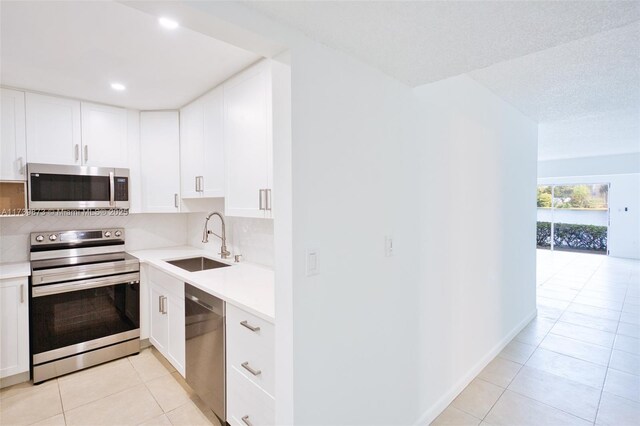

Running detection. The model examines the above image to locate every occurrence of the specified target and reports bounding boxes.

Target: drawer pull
[241,361,261,376]
[240,320,261,332]
[241,415,253,426]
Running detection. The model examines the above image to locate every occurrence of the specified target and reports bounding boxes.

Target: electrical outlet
[385,236,394,257]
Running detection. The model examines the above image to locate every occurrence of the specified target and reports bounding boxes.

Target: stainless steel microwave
[27,163,130,210]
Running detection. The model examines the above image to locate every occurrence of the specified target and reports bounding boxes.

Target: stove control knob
[35,235,44,242]
[104,231,112,238]
[114,230,122,237]
[49,234,57,241]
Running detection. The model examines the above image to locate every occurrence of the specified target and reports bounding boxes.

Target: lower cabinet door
[149,284,168,353]
[227,366,275,426]
[167,294,185,377]
[0,277,29,378]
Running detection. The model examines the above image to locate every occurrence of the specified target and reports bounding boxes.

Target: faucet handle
[234,254,243,263]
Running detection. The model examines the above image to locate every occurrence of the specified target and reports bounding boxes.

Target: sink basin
[166,257,230,272]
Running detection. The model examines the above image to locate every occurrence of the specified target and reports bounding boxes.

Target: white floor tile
[508,366,601,422]
[526,347,607,389]
[484,390,591,426]
[596,391,640,426]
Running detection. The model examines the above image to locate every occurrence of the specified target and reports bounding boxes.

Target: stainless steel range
[29,228,140,383]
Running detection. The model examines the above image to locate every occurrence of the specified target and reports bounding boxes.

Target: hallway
[432,250,640,425]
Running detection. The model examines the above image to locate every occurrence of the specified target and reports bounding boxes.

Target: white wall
[413,75,538,423]
[539,152,640,176]
[287,42,421,426]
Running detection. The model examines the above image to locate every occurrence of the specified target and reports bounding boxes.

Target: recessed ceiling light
[110,83,126,91]
[158,17,179,30]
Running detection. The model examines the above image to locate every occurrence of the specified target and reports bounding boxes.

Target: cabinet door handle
[17,157,24,175]
[266,189,272,211]
[75,144,80,162]
[240,320,260,332]
[258,189,265,210]
[199,176,204,192]
[241,415,253,426]
[241,361,261,376]
[174,193,179,209]
[20,284,24,303]
[162,296,168,314]
[158,295,163,313]
[84,145,89,162]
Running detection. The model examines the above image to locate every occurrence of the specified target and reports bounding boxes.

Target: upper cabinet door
[80,102,128,168]
[202,87,225,198]
[26,92,81,165]
[140,111,181,213]
[180,99,204,199]
[0,89,27,180]
[224,61,272,218]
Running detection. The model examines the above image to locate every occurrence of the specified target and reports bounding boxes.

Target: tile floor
[0,347,221,426]
[432,249,640,426]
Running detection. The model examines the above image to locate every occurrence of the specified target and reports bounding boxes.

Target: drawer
[149,266,184,299]
[227,365,275,426]
[226,304,275,396]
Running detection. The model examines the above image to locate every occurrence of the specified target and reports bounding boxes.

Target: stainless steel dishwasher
[185,284,225,422]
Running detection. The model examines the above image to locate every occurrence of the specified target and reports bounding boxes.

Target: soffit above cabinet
[0,1,260,110]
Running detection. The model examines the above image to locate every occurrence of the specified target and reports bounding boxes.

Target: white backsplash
[0,213,188,263]
[0,211,274,268]
[187,213,274,268]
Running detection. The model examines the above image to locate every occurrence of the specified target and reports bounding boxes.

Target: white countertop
[0,261,31,279]
[128,246,275,323]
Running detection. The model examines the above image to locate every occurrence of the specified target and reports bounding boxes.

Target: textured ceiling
[248,1,640,160]
[469,23,640,123]
[0,1,260,109]
[538,108,640,161]
[470,22,640,159]
[247,0,640,87]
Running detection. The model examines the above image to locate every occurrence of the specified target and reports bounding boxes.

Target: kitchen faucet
[202,211,231,259]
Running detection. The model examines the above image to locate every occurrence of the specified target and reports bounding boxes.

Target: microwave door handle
[109,171,115,207]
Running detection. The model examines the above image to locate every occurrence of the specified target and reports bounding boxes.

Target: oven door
[30,273,140,363]
[27,163,129,210]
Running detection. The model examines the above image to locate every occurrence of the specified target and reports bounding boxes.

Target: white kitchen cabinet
[140,111,181,212]
[80,102,128,168]
[226,304,275,425]
[180,87,225,199]
[0,277,29,379]
[223,60,273,219]
[0,88,27,181]
[147,266,185,376]
[26,92,82,165]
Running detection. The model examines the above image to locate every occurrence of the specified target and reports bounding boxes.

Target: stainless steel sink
[166,257,230,272]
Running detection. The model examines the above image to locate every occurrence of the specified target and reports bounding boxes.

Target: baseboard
[140,338,151,349]
[413,308,537,426]
[0,371,30,389]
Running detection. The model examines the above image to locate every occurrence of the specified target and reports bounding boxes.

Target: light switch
[385,236,394,257]
[306,249,319,276]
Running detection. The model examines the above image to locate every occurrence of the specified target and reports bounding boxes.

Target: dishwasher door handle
[241,361,261,376]
[185,293,214,312]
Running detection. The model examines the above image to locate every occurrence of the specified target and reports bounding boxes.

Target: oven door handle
[32,273,140,298]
